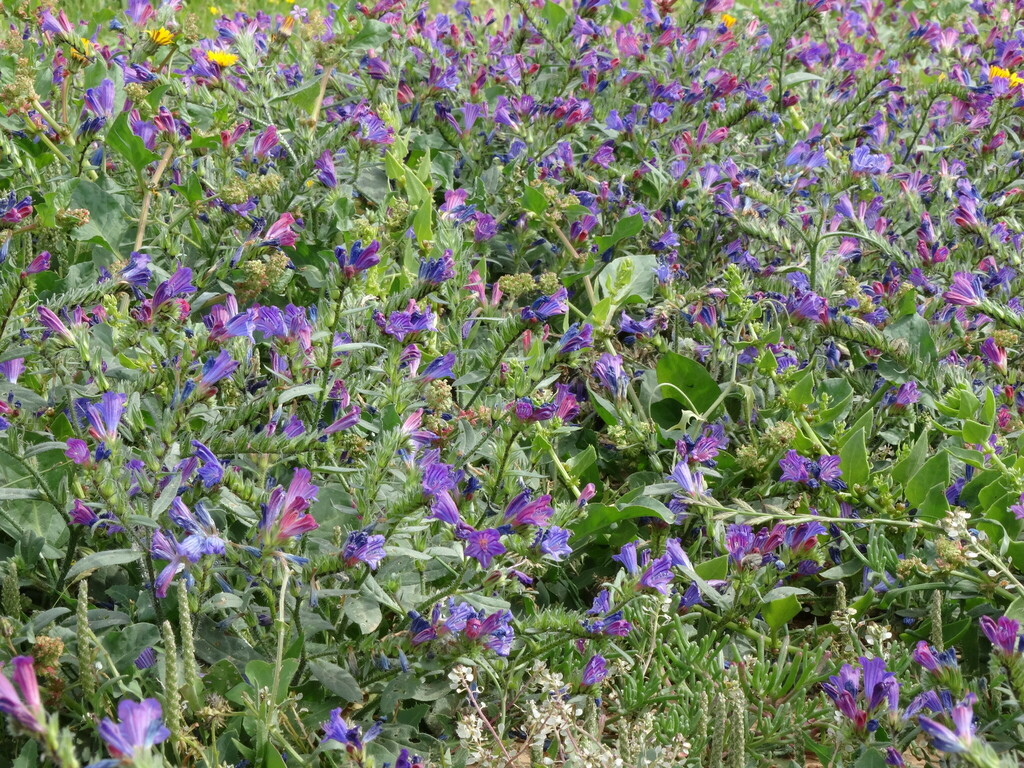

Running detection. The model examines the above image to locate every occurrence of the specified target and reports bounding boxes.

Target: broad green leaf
[656,352,721,414]
[67,549,144,581]
[309,659,362,703]
[762,594,802,630]
[106,112,158,171]
[839,428,869,486]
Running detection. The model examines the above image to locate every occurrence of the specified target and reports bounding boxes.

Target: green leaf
[854,748,888,768]
[596,214,644,253]
[356,167,391,204]
[905,451,948,509]
[891,430,929,488]
[839,428,870,486]
[656,352,721,414]
[308,659,362,703]
[782,72,824,87]
[67,549,144,581]
[522,185,547,215]
[413,200,433,244]
[244,659,299,704]
[350,19,392,51]
[962,419,992,445]
[69,179,127,256]
[344,596,382,633]
[540,1,569,28]
[694,554,728,581]
[571,502,667,540]
[762,594,801,630]
[884,311,937,362]
[787,367,815,407]
[105,112,158,171]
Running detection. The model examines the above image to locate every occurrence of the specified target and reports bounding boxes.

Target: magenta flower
[86,392,127,443]
[0,656,46,734]
[503,490,554,527]
[942,272,984,307]
[260,468,320,546]
[261,213,298,248]
[37,307,75,343]
[980,614,1023,656]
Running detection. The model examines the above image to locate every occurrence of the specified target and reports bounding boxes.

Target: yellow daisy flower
[206,49,240,68]
[209,6,222,15]
[147,28,175,46]
[722,13,737,28]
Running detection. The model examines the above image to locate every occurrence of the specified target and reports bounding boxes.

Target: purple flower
[152,266,196,309]
[428,491,463,526]
[169,498,225,558]
[260,468,319,546]
[668,461,709,498]
[191,441,224,487]
[335,240,385,280]
[420,352,456,381]
[459,527,506,568]
[980,614,1023,656]
[0,358,24,384]
[639,554,674,594]
[261,213,297,248]
[821,657,899,734]
[474,213,497,241]
[0,656,45,734]
[120,252,153,288]
[342,529,386,570]
[979,338,1008,374]
[1011,493,1024,521]
[504,490,554,527]
[86,392,127,443]
[252,125,279,159]
[885,381,920,408]
[918,694,977,754]
[314,150,337,188]
[534,526,572,561]
[943,272,984,307]
[581,654,608,686]
[521,287,568,322]
[850,146,892,175]
[559,323,593,353]
[66,438,90,465]
[322,709,381,751]
[593,353,629,400]
[778,450,810,484]
[22,251,50,276]
[198,350,239,392]
[134,648,157,670]
[97,698,171,761]
[150,529,195,597]
[37,307,75,343]
[612,541,641,575]
[418,250,456,285]
[779,450,846,490]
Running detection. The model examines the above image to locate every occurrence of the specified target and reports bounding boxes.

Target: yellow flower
[989,65,1024,87]
[722,13,737,28]
[209,6,222,15]
[147,28,175,46]
[206,49,239,67]
[70,37,94,62]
